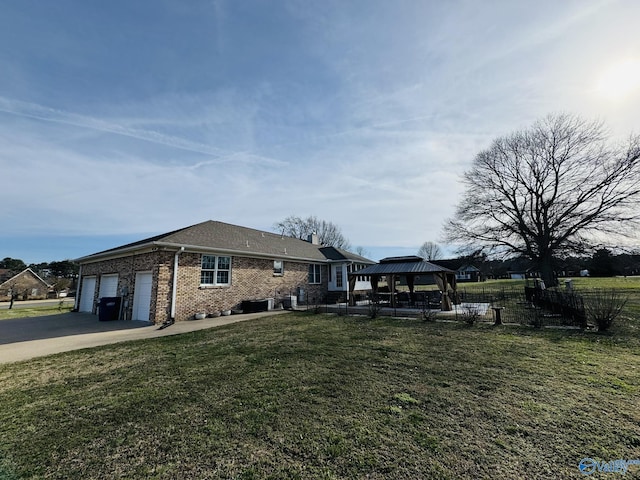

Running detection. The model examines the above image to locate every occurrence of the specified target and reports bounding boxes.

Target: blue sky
[1,0,640,264]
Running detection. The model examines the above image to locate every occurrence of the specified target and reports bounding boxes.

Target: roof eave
[76,241,328,264]
[154,241,327,263]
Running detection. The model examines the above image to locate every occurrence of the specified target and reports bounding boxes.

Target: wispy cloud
[1,0,639,262]
[0,96,287,169]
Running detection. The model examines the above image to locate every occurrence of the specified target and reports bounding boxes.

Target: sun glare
[594,58,640,101]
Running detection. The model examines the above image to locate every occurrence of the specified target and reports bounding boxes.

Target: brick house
[75,220,374,323]
[0,268,51,301]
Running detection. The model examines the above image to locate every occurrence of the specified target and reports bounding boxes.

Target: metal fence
[306,285,598,328]
[456,286,586,327]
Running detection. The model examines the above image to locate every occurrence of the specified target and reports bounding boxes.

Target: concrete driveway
[0,310,291,364]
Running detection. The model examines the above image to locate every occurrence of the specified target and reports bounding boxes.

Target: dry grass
[1,311,640,479]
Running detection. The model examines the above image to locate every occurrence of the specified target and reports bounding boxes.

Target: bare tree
[354,246,371,258]
[274,215,352,250]
[444,113,640,287]
[418,241,443,261]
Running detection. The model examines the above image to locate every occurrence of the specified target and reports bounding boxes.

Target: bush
[584,289,628,332]
[460,304,482,326]
[421,305,438,322]
[368,295,382,319]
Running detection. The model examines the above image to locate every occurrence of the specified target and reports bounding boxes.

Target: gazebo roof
[349,255,455,276]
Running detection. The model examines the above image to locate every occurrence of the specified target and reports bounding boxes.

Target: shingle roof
[319,246,374,264]
[77,221,374,264]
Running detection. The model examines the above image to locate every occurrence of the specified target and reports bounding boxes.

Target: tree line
[468,249,640,280]
[0,258,79,279]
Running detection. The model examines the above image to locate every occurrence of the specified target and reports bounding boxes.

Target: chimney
[308,232,320,245]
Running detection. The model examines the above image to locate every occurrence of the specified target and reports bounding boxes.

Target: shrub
[419,297,438,322]
[584,289,628,332]
[460,304,481,326]
[421,306,439,322]
[368,294,382,319]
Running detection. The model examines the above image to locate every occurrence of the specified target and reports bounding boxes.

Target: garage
[78,276,96,313]
[132,272,153,321]
[98,274,119,298]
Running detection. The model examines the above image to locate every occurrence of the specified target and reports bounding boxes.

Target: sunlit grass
[0,303,74,321]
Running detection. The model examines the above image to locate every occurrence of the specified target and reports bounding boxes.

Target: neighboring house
[0,268,51,301]
[454,264,481,282]
[431,259,483,283]
[503,257,539,280]
[74,220,374,324]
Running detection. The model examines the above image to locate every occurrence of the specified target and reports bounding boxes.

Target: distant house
[431,259,483,283]
[74,220,374,323]
[502,257,538,280]
[0,268,51,301]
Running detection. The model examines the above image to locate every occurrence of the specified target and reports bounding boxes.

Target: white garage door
[132,272,153,321]
[79,276,96,313]
[98,274,119,298]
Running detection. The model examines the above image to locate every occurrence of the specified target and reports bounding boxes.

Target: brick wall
[173,254,327,321]
[79,251,328,323]
[80,251,173,321]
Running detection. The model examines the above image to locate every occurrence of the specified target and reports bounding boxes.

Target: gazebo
[347,256,457,310]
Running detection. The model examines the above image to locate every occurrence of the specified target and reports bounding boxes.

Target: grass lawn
[0,303,74,321]
[1,311,640,479]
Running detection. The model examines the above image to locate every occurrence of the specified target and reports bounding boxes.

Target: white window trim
[309,264,321,284]
[273,260,284,276]
[200,255,232,287]
[336,265,343,288]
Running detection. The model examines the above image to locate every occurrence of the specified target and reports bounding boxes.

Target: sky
[1,0,640,264]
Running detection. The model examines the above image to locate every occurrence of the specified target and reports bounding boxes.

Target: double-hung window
[308,264,321,284]
[336,266,343,288]
[201,255,231,286]
[273,260,284,276]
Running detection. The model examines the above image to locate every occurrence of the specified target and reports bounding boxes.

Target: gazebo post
[406,274,416,305]
[438,272,453,311]
[368,275,379,306]
[348,274,357,306]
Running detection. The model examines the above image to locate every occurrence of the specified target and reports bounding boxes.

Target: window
[273,260,284,276]
[336,266,343,288]
[308,264,321,284]
[201,255,231,286]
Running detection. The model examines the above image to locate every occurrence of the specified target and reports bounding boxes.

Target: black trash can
[98,297,121,321]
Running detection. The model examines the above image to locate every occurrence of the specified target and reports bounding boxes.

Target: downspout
[170,247,185,321]
[74,265,83,312]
